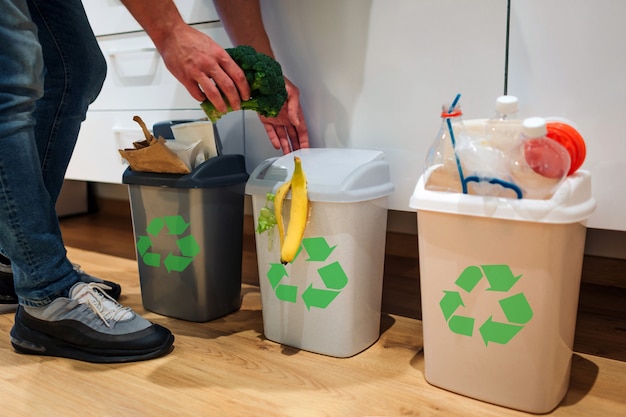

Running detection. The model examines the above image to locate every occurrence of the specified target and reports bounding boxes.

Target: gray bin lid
[245,148,394,202]
[122,154,248,188]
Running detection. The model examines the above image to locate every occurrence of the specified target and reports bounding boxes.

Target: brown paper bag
[119,137,191,174]
[118,115,191,174]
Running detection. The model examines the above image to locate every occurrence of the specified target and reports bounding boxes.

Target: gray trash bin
[122,154,248,322]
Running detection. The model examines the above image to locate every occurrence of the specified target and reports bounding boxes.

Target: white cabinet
[84,0,219,36]
[508,0,625,231]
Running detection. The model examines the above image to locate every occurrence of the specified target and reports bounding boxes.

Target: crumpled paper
[118,116,195,174]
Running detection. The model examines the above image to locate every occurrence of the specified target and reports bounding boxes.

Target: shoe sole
[10,316,174,363]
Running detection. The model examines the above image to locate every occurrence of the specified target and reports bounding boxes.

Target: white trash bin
[246,148,395,357]
[409,169,596,413]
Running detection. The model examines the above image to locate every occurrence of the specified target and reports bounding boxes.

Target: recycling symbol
[136,215,200,273]
[440,265,533,346]
[266,237,348,310]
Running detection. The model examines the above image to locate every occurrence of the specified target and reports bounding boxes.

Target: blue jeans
[0,0,106,306]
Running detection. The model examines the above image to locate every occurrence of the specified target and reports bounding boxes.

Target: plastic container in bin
[409,169,596,413]
[122,154,249,322]
[246,148,395,357]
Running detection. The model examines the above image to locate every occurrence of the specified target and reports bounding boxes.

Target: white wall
[508,0,626,232]
[244,0,507,212]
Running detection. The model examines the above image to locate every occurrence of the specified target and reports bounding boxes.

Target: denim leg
[0,0,78,306]
[27,0,107,202]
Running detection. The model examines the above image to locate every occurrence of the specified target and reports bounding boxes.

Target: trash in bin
[122,153,249,322]
[409,168,596,413]
[246,148,395,357]
[119,116,197,174]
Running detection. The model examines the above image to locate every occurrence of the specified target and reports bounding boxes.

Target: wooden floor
[0,199,624,416]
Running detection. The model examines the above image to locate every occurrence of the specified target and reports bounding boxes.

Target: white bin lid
[409,169,596,224]
[245,148,394,202]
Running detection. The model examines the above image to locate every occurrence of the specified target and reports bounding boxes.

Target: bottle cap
[495,95,519,115]
[546,121,586,175]
[522,117,547,138]
[441,103,462,118]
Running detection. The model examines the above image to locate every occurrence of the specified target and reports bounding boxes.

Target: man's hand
[259,77,309,154]
[157,25,250,113]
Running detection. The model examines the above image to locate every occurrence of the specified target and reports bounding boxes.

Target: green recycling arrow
[176,235,200,257]
[164,253,194,273]
[449,315,474,337]
[302,285,340,310]
[146,217,165,236]
[136,215,200,272]
[267,263,288,289]
[440,291,464,321]
[483,265,521,292]
[455,265,483,292]
[318,261,348,290]
[164,215,190,235]
[143,252,160,268]
[479,317,523,345]
[302,237,336,262]
[267,263,298,302]
[499,292,533,324]
[265,236,348,310]
[439,264,533,345]
[137,235,152,256]
[276,284,298,303]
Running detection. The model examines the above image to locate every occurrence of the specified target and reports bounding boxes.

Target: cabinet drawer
[91,23,232,111]
[84,0,219,37]
[66,110,244,184]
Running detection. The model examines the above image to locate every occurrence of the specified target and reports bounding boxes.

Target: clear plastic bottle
[484,95,523,151]
[508,117,571,199]
[424,102,469,193]
[545,117,587,175]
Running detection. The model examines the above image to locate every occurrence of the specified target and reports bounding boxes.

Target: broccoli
[200,45,288,123]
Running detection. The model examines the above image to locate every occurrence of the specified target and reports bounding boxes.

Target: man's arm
[120,0,249,113]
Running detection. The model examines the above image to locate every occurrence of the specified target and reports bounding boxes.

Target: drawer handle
[108,46,157,57]
[108,47,159,84]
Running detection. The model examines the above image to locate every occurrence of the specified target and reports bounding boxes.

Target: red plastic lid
[546,121,586,175]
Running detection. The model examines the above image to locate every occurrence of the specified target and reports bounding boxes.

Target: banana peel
[274,156,309,264]
[274,178,292,250]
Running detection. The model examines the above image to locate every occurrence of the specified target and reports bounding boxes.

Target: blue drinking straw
[445,93,468,194]
[446,93,523,199]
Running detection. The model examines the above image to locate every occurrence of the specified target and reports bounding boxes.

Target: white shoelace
[73,283,133,328]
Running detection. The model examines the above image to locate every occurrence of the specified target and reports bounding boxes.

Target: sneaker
[10,282,174,363]
[0,257,121,304]
[72,264,122,301]
[0,258,15,304]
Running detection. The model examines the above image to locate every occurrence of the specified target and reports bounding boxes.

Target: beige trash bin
[409,169,596,413]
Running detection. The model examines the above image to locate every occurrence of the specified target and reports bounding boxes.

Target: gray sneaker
[72,263,122,300]
[10,282,174,363]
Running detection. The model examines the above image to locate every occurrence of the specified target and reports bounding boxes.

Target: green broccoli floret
[200,45,288,122]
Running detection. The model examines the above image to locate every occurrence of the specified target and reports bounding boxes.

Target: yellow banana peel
[278,156,309,264]
[273,178,292,250]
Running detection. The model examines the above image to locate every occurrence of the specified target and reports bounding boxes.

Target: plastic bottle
[484,95,523,151]
[424,102,469,193]
[545,118,587,175]
[508,117,571,199]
